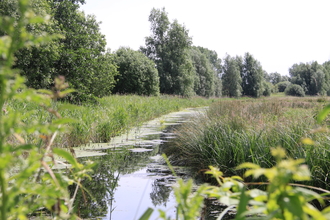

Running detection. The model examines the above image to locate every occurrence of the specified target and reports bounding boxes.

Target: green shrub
[276,81,291,92]
[285,84,305,97]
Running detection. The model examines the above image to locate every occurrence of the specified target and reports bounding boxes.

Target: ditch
[69,108,207,219]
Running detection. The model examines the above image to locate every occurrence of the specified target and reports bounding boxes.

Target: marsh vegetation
[166,97,330,189]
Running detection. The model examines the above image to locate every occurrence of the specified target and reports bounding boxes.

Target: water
[72,108,206,219]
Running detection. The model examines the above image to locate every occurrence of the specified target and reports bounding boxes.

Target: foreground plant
[140,148,330,220]
[0,0,93,219]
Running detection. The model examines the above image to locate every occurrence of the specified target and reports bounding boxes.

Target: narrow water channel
[72,108,206,219]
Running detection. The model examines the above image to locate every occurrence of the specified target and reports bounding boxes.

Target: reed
[166,97,330,188]
[8,94,214,147]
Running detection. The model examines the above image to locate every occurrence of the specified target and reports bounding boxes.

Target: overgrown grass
[8,94,214,147]
[165,96,330,189]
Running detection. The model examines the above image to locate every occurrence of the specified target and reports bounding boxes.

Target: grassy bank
[8,94,215,147]
[165,96,330,189]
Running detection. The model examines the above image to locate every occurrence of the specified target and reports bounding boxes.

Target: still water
[72,108,205,219]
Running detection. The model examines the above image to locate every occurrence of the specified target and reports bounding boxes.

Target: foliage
[285,84,305,97]
[0,0,118,102]
[50,1,118,100]
[142,99,330,219]
[0,1,93,218]
[165,97,330,190]
[113,47,159,96]
[262,81,272,96]
[268,72,283,85]
[0,0,62,89]
[192,46,222,97]
[241,53,264,98]
[190,47,216,97]
[141,147,330,220]
[141,8,194,97]
[222,54,242,97]
[276,81,291,92]
[289,61,329,96]
[10,95,215,147]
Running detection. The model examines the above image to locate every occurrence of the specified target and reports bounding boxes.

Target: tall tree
[113,47,159,96]
[190,47,215,97]
[194,46,222,97]
[141,8,194,96]
[241,52,264,97]
[221,54,242,97]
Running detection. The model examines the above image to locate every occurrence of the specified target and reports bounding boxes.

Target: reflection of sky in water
[103,167,176,220]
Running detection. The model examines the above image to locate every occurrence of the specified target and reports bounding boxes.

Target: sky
[80,0,330,76]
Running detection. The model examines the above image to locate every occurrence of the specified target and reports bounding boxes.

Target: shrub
[276,81,291,92]
[285,84,305,97]
[262,81,273,96]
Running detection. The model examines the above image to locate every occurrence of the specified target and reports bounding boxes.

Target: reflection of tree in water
[69,149,128,218]
[69,146,159,218]
[150,178,173,207]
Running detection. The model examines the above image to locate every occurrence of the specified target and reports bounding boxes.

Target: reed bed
[166,96,330,189]
[8,94,214,147]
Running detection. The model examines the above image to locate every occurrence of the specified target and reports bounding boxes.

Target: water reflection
[72,135,177,219]
[69,109,202,219]
[150,177,174,207]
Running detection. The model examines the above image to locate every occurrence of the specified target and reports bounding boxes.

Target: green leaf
[317,104,330,124]
[236,162,260,170]
[37,89,53,95]
[138,207,153,220]
[235,187,250,220]
[53,148,79,168]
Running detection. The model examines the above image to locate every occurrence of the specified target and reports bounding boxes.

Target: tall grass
[8,94,214,147]
[165,97,330,189]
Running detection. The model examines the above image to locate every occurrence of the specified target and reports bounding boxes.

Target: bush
[276,81,291,92]
[285,84,305,97]
[262,81,272,96]
[113,47,160,96]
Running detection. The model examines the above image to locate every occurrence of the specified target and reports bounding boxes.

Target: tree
[141,8,194,96]
[194,46,222,97]
[268,72,282,85]
[49,0,118,101]
[221,54,242,97]
[113,47,159,96]
[190,47,215,97]
[1,0,118,101]
[289,61,328,95]
[0,0,62,89]
[241,52,264,97]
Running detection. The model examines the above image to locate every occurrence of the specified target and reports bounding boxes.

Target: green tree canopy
[113,47,159,96]
[190,47,215,97]
[241,52,264,97]
[141,8,194,96]
[289,61,328,95]
[1,0,118,102]
[221,54,242,97]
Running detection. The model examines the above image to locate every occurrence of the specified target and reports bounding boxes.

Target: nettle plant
[0,0,93,219]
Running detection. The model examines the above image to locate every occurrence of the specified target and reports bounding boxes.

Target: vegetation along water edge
[165,97,330,190]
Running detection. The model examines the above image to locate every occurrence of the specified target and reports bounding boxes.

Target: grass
[165,96,330,189]
[7,94,215,148]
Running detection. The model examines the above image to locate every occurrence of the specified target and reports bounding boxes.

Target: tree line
[1,1,329,101]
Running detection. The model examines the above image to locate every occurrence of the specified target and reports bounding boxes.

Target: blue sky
[80,0,330,75]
